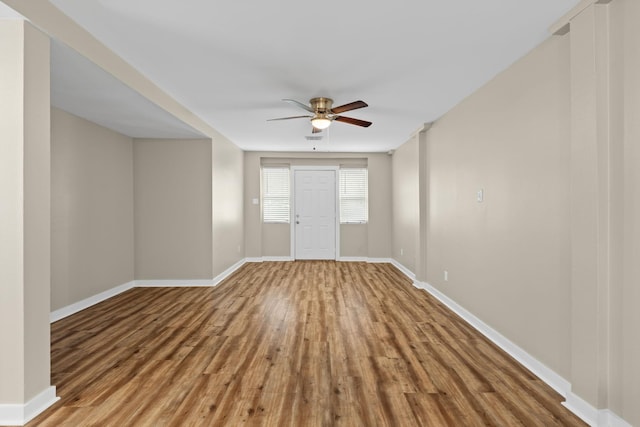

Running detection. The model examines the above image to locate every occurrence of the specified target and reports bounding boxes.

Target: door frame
[290,166,340,260]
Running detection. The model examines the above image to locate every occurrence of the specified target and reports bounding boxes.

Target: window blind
[339,168,368,224]
[262,167,290,223]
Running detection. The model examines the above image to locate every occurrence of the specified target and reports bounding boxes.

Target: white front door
[294,170,336,260]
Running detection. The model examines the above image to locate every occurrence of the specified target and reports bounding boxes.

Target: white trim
[134,257,249,287]
[244,256,294,263]
[411,278,571,397]
[212,258,247,285]
[598,409,633,427]
[562,393,633,427]
[337,257,368,262]
[366,257,394,264]
[388,260,572,398]
[563,392,599,426]
[50,281,135,322]
[387,259,633,427]
[261,256,294,262]
[0,386,58,426]
[389,259,416,280]
[135,279,216,287]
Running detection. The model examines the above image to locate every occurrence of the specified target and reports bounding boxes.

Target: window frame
[261,166,291,224]
[338,167,369,224]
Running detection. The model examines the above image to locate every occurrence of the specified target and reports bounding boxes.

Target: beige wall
[391,135,419,272]
[244,152,391,259]
[0,20,51,404]
[424,33,573,379]
[389,2,639,424]
[51,108,134,310]
[610,0,640,423]
[212,136,245,277]
[134,138,213,280]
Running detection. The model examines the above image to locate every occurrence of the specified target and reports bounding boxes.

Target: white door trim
[290,166,340,260]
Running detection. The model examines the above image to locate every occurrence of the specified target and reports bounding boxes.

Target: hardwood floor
[28,261,585,426]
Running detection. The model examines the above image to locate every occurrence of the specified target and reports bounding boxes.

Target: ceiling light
[311,117,331,130]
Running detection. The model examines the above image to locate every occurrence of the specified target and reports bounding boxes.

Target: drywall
[425,33,572,380]
[610,0,640,423]
[212,135,245,277]
[244,152,391,259]
[0,19,51,406]
[51,108,134,311]
[134,138,213,280]
[391,135,419,272]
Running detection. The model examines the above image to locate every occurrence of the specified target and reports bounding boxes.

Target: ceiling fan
[268,97,372,133]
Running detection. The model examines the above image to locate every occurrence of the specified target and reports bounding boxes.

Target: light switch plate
[252,198,259,205]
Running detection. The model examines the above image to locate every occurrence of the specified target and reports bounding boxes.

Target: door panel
[294,170,336,260]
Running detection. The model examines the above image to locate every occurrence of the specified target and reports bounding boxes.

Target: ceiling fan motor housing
[310,97,333,114]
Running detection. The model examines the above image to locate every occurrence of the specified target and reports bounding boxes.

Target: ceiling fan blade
[283,99,314,113]
[334,116,372,127]
[267,115,312,121]
[312,126,322,134]
[331,100,368,114]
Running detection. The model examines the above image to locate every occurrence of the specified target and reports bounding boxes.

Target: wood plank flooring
[28,261,585,426]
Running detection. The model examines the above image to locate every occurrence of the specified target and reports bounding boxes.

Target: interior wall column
[0,19,56,424]
[554,0,614,411]
[416,123,432,283]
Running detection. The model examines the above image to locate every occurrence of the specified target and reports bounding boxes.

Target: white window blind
[339,168,368,224]
[262,167,290,223]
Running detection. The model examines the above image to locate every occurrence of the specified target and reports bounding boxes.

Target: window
[339,168,368,224]
[262,167,290,223]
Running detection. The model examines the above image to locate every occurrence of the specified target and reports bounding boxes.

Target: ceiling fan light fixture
[311,117,331,130]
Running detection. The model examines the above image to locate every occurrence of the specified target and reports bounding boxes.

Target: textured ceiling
[7,0,580,151]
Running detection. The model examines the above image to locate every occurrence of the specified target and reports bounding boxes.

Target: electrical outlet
[400,248,404,256]
[444,270,448,281]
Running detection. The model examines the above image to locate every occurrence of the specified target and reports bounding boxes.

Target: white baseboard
[261,256,294,262]
[386,258,633,427]
[50,281,135,323]
[337,257,368,262]
[389,259,416,280]
[0,386,58,426]
[337,257,395,263]
[388,260,571,397]
[563,393,632,427]
[212,258,247,285]
[563,392,598,426]
[245,256,294,263]
[367,257,394,264]
[598,409,633,427]
[411,278,571,397]
[135,279,216,287]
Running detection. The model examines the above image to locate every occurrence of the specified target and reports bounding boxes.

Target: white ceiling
[9,1,580,152]
[51,40,206,139]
